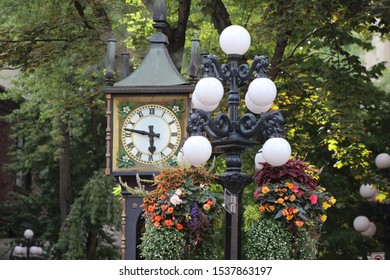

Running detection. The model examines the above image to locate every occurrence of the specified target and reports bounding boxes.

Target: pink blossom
[309,194,318,205]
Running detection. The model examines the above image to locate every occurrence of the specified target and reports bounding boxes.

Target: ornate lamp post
[183,25,291,259]
[9,229,43,260]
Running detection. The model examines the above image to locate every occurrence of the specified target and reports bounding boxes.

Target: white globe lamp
[361,222,376,237]
[14,245,25,255]
[359,184,377,199]
[247,77,277,106]
[24,229,34,240]
[375,153,390,169]
[353,216,370,232]
[262,137,291,166]
[255,151,265,170]
[182,136,212,166]
[245,94,272,114]
[219,25,251,55]
[194,77,224,106]
[192,93,219,112]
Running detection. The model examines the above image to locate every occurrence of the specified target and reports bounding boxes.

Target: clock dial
[121,104,181,165]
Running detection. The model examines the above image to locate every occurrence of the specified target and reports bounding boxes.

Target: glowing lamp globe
[194,77,224,106]
[219,25,251,55]
[359,184,377,199]
[182,136,212,166]
[262,138,291,166]
[254,151,265,170]
[192,93,219,112]
[353,216,370,232]
[24,229,34,240]
[375,153,390,169]
[247,78,277,106]
[361,222,376,237]
[245,94,272,114]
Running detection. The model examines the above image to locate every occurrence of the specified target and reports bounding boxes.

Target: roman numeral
[171,132,178,137]
[148,154,153,161]
[168,120,175,125]
[136,151,142,158]
[168,142,175,149]
[137,111,144,118]
[127,143,134,150]
[149,108,155,115]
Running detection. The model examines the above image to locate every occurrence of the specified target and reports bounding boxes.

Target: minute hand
[124,128,150,136]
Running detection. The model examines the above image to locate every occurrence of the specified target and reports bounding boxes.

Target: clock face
[121,104,182,165]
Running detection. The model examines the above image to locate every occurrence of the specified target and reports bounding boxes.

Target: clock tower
[102,0,196,259]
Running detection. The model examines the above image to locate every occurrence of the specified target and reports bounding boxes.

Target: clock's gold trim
[121,104,181,165]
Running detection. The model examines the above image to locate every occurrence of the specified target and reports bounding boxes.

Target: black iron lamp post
[182,25,291,260]
[9,229,43,260]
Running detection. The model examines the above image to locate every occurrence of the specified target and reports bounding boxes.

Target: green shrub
[139,224,186,260]
[244,218,293,260]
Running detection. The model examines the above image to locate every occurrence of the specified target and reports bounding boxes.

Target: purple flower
[189,204,199,228]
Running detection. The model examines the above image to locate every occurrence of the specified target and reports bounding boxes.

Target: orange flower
[154,215,162,221]
[286,215,293,220]
[262,186,270,194]
[268,205,275,212]
[203,204,211,211]
[207,199,215,206]
[292,208,299,214]
[147,205,155,212]
[276,198,284,204]
[167,207,174,214]
[259,205,265,212]
[176,223,184,231]
[295,220,304,227]
[159,195,165,200]
[289,194,296,202]
[164,219,174,227]
[154,221,160,227]
[160,205,168,211]
[282,209,289,216]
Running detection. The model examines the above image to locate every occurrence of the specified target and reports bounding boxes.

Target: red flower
[309,194,318,205]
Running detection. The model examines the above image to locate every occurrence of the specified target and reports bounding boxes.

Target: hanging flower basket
[253,157,336,232]
[140,164,223,259]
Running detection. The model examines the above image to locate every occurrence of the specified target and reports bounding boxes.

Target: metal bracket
[224,188,238,214]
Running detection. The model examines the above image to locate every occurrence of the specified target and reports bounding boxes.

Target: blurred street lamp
[184,25,291,259]
[9,229,43,260]
[354,152,390,258]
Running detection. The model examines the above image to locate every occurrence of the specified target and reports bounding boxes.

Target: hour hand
[124,128,149,136]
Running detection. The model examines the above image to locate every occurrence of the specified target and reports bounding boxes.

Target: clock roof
[114,32,189,87]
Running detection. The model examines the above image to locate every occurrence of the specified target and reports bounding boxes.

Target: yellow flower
[320,215,327,222]
[269,205,275,212]
[289,194,296,202]
[322,202,331,210]
[277,198,285,204]
[329,196,337,205]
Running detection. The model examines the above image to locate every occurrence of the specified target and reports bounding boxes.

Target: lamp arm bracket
[187,109,231,139]
[237,110,285,140]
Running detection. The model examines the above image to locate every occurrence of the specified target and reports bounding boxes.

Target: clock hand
[148,125,161,154]
[124,128,150,136]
